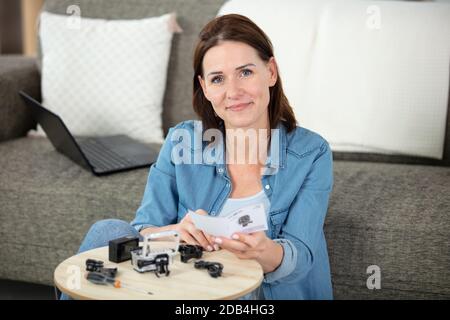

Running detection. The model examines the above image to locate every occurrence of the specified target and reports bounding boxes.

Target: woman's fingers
[178,209,218,251]
[179,229,200,246]
[213,236,252,252]
[189,209,217,249]
[202,231,217,249]
[230,232,263,248]
[187,223,214,251]
[194,209,209,216]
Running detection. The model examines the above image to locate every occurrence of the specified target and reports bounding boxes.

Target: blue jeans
[59,219,142,300]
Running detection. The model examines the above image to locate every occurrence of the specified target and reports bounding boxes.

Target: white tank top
[218,189,271,217]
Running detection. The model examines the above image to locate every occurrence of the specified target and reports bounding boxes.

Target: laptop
[19,91,161,176]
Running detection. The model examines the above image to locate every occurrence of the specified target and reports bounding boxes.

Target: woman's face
[198,41,277,131]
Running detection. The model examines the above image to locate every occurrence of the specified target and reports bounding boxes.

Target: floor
[0,279,55,300]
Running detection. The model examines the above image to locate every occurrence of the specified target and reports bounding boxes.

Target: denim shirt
[130,120,334,300]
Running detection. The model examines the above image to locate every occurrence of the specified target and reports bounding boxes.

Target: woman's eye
[211,76,223,84]
[241,69,253,77]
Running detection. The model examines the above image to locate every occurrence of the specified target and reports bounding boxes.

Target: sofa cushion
[218,0,450,165]
[327,160,450,299]
[37,11,178,144]
[0,137,149,285]
[40,0,227,136]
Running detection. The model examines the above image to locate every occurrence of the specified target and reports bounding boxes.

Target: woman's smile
[226,102,253,112]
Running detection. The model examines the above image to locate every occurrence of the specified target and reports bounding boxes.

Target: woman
[67,14,333,300]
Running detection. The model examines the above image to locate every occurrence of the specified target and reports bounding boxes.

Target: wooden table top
[54,242,263,300]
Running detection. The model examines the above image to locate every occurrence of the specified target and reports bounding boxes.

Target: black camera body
[108,236,139,263]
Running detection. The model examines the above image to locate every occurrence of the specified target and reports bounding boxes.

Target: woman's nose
[226,77,245,99]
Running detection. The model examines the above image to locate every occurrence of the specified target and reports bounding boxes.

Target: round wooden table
[54,242,263,300]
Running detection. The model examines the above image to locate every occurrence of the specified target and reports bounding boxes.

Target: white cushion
[218,0,450,159]
[36,11,177,144]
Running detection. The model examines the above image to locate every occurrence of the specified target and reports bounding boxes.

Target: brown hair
[192,14,297,133]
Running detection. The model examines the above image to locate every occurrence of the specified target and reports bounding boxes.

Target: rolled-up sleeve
[263,238,297,283]
[264,141,333,284]
[130,127,179,232]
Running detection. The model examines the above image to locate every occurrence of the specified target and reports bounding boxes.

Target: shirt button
[218,168,224,174]
[265,184,270,190]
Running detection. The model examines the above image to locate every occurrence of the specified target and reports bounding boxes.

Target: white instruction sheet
[189,203,268,238]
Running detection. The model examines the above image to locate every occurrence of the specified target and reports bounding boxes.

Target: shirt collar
[197,121,287,170]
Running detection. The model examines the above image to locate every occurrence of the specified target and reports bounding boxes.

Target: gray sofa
[0,0,449,299]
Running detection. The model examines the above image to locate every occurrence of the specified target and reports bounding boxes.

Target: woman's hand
[173,209,217,252]
[212,231,284,273]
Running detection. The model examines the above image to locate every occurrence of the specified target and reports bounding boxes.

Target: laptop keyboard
[79,139,134,171]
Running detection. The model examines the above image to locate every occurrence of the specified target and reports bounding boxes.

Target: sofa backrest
[40,0,450,167]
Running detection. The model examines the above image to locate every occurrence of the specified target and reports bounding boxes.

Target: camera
[108,236,139,263]
[131,230,180,277]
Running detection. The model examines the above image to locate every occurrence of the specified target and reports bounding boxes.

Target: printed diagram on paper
[189,203,268,238]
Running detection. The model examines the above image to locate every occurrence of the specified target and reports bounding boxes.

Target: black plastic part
[178,244,203,263]
[194,260,224,278]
